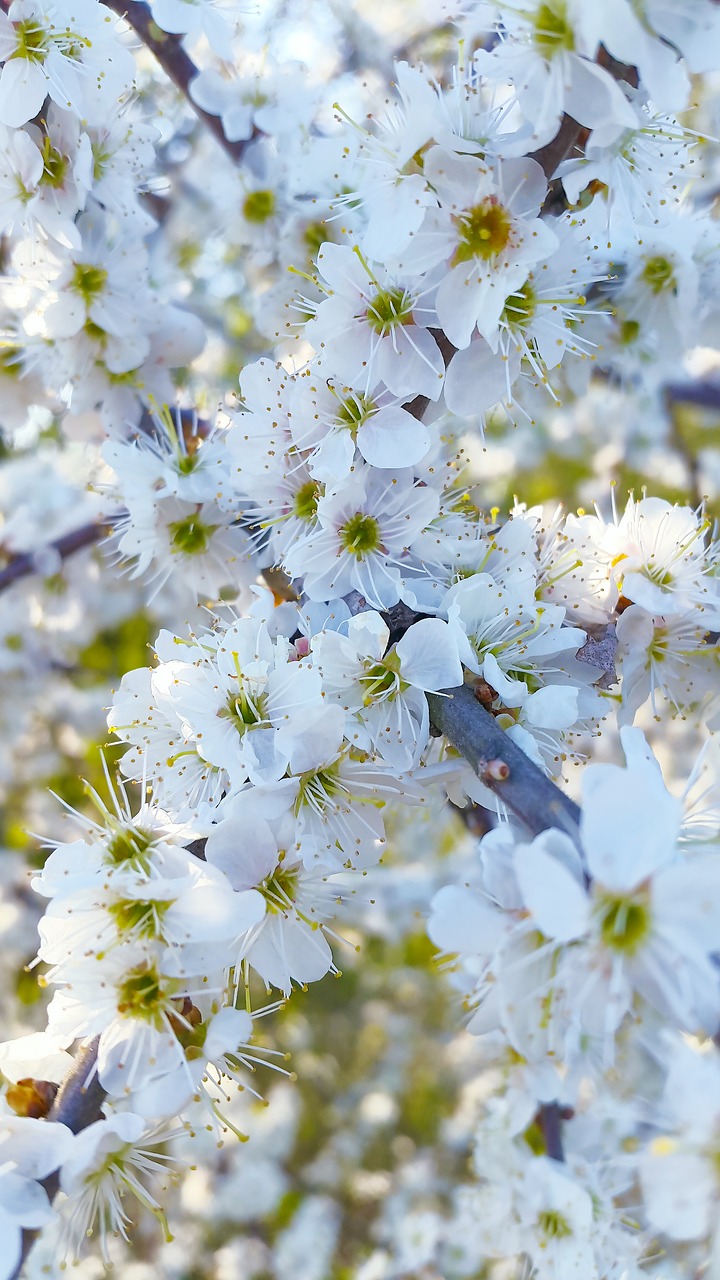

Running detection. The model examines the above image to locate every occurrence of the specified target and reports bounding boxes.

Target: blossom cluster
[0,0,720,1275]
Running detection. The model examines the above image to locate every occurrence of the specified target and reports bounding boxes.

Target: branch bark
[426,683,581,840]
[104,1,259,165]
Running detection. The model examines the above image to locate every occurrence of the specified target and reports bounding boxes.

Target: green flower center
[453,199,513,265]
[40,136,68,189]
[537,1209,573,1239]
[177,452,199,475]
[597,893,651,954]
[168,514,218,556]
[618,317,640,345]
[292,480,321,522]
[243,189,276,224]
[336,393,375,436]
[294,760,345,817]
[108,897,173,938]
[338,511,382,558]
[365,287,414,335]
[220,686,269,734]
[533,2,575,54]
[92,142,113,183]
[360,650,409,704]
[72,262,108,302]
[261,861,300,914]
[0,346,21,376]
[105,824,155,868]
[116,961,172,1025]
[303,220,327,258]
[11,20,49,63]
[641,255,676,294]
[502,281,537,330]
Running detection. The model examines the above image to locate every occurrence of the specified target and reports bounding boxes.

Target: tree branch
[0,520,110,593]
[104,1,259,165]
[426,684,581,840]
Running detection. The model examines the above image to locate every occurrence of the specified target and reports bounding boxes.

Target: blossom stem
[104,0,259,165]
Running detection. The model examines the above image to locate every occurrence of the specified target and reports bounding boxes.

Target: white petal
[395,618,463,691]
[514,835,590,941]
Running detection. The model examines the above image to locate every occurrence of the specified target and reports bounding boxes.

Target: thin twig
[104,0,259,165]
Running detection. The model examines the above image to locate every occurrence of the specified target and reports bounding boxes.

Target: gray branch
[427,684,581,840]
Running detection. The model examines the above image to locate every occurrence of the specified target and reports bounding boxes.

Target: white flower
[479,0,637,149]
[0,1115,73,1280]
[304,243,444,401]
[290,371,433,481]
[149,0,242,54]
[157,618,324,787]
[59,1113,177,1261]
[394,146,558,350]
[110,494,255,603]
[516,728,720,1040]
[285,466,439,610]
[205,789,345,993]
[640,1040,720,1241]
[0,0,134,129]
[312,610,462,769]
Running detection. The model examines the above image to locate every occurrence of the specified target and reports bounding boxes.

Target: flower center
[116,961,173,1025]
[105,824,155,868]
[339,512,382,558]
[243,189,276,224]
[40,136,68,188]
[294,761,346,817]
[108,897,173,938]
[72,263,108,302]
[11,19,49,63]
[533,1,575,54]
[220,685,269,734]
[453,199,513,265]
[597,893,651,954]
[168,514,218,556]
[337,392,376,436]
[365,287,414,335]
[261,860,300,914]
[502,281,537,330]
[641,255,676,294]
[537,1209,573,1239]
[292,479,321,522]
[618,317,640,345]
[360,650,408,704]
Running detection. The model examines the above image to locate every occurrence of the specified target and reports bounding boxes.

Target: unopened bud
[6,1077,59,1119]
[481,758,510,782]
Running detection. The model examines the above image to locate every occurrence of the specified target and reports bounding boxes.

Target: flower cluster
[0,0,719,1273]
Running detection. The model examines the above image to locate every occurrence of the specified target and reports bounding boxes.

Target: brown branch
[13,1039,105,1280]
[104,1,260,165]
